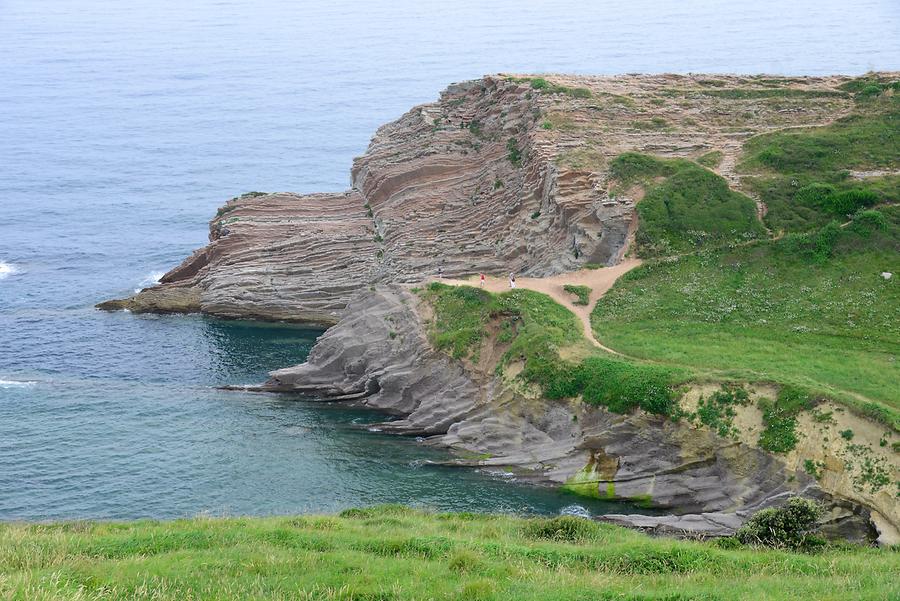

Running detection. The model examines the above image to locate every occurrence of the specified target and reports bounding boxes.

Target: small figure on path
[438,266,443,279]
[509,272,516,289]
[480,273,485,288]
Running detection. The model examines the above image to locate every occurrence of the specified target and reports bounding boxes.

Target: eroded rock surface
[102,73,866,321]
[261,287,883,542]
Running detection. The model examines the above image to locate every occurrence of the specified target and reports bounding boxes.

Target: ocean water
[1,0,898,521]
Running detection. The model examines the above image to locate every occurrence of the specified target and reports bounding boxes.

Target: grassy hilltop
[593,76,899,424]
[2,506,899,601]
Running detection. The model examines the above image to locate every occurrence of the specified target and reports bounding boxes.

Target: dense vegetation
[740,90,899,233]
[423,283,687,417]
[562,284,591,305]
[3,506,898,600]
[610,153,765,256]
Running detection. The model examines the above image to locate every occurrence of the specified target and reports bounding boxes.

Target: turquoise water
[1,0,898,520]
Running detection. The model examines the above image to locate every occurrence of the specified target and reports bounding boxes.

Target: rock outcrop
[101,73,898,541]
[260,286,882,542]
[101,73,864,321]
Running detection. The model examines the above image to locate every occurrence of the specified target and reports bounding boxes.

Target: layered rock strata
[102,73,864,322]
[261,286,884,542]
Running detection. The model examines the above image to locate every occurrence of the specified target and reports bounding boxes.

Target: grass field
[592,208,900,423]
[2,506,898,601]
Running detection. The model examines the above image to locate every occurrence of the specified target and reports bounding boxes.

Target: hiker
[438,265,443,279]
[509,272,516,289]
[480,273,485,287]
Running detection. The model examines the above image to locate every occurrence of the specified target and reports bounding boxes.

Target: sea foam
[0,261,19,280]
[134,270,166,293]
[0,379,37,389]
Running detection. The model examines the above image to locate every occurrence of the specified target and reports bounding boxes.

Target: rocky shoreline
[101,73,899,543]
[253,286,880,542]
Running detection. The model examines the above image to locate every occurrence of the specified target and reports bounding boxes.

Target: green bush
[611,153,764,256]
[758,386,813,453]
[574,357,678,415]
[736,497,824,550]
[563,284,591,306]
[824,189,878,216]
[849,210,889,236]
[696,384,751,438]
[507,138,523,166]
[524,516,600,543]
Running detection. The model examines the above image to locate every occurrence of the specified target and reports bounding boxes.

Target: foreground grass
[2,506,898,600]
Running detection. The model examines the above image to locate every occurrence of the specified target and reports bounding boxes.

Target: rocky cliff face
[102,73,858,321]
[261,286,883,542]
[100,73,897,540]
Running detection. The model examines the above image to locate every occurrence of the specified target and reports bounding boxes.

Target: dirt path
[440,258,642,355]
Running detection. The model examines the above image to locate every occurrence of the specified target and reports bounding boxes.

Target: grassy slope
[3,507,899,601]
[594,84,899,421]
[423,284,687,417]
[592,214,900,410]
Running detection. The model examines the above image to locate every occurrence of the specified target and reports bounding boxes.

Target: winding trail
[440,258,642,355]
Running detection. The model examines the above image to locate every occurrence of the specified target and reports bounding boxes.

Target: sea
[1,0,898,520]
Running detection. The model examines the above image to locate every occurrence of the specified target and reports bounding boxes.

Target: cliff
[100,72,899,542]
[101,73,863,322]
[259,286,887,542]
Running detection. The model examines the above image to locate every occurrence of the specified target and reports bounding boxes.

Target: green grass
[739,95,900,233]
[758,387,814,453]
[610,153,765,256]
[423,283,687,417]
[699,88,848,100]
[697,150,724,168]
[508,76,592,99]
[591,210,900,423]
[562,284,591,305]
[2,507,898,600]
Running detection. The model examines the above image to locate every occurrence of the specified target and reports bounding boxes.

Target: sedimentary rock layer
[261,286,882,542]
[102,74,864,321]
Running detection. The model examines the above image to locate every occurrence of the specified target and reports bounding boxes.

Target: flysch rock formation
[260,287,880,543]
[101,73,898,540]
[106,73,859,321]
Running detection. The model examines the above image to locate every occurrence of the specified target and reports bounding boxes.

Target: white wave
[134,270,166,293]
[0,261,19,280]
[559,504,592,519]
[0,379,37,388]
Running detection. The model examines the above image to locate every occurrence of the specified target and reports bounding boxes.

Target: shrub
[736,497,824,549]
[696,384,750,438]
[531,211,541,219]
[840,429,854,441]
[611,153,764,255]
[562,284,591,306]
[849,209,888,236]
[524,516,599,543]
[758,386,812,453]
[507,138,523,166]
[575,357,677,415]
[824,189,878,216]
